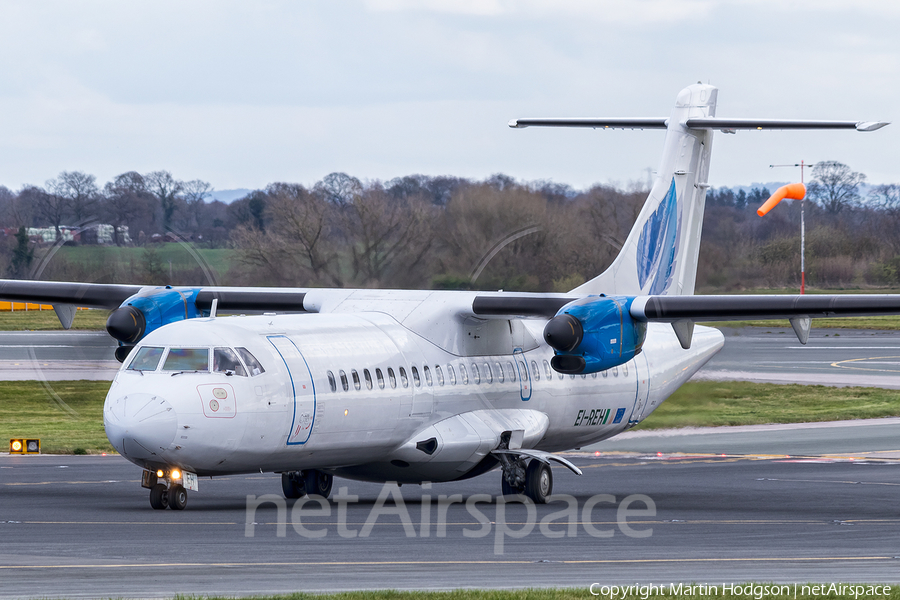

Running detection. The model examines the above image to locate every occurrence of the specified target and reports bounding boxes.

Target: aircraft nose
[104,393,178,460]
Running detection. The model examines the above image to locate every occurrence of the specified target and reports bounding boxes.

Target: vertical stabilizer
[572,84,717,297]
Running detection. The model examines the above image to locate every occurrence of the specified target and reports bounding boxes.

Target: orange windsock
[757,183,806,217]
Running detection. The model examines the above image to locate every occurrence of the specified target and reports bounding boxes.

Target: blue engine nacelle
[543,295,647,374]
[106,287,202,358]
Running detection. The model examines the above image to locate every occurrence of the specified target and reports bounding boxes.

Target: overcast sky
[1,0,897,193]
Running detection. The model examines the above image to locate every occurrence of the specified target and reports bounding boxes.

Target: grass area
[636,380,900,430]
[702,315,900,330]
[0,380,114,454]
[0,308,109,331]
[53,244,236,280]
[4,380,900,454]
[168,587,900,600]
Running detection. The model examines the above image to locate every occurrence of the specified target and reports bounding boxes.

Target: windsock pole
[767,161,810,293]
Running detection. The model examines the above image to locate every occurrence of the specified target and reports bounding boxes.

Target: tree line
[2,161,900,291]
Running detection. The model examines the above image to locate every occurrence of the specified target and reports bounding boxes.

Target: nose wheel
[149,483,188,510]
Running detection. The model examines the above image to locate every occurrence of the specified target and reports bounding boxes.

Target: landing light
[171,469,181,480]
[10,439,40,454]
[156,469,165,478]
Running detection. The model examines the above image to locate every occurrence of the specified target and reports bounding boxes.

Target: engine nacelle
[543,295,646,374]
[106,287,202,347]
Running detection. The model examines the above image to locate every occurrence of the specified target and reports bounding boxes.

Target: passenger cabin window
[387,367,397,389]
[376,368,385,389]
[351,369,361,390]
[471,363,481,384]
[543,360,552,380]
[163,348,209,372]
[496,362,504,383]
[518,361,528,382]
[435,365,445,386]
[364,369,373,390]
[612,366,618,377]
[531,360,539,381]
[602,370,608,378]
[506,361,517,382]
[399,367,409,388]
[214,347,246,376]
[423,366,433,386]
[623,363,629,377]
[411,366,421,387]
[236,348,266,376]
[327,370,337,392]
[128,347,164,371]
[340,370,349,391]
[591,372,597,379]
[459,364,468,385]
[448,365,457,385]
[483,363,492,384]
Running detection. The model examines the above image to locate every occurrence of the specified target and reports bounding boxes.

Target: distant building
[27,225,132,245]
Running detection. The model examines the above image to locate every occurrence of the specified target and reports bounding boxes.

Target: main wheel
[282,472,305,499]
[501,474,524,497]
[149,483,169,510]
[524,460,552,504]
[169,484,188,510]
[304,470,333,498]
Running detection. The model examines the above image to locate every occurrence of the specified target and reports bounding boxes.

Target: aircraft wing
[0,279,143,309]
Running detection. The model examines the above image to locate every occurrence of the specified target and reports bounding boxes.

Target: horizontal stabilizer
[508,118,667,129]
[684,118,889,132]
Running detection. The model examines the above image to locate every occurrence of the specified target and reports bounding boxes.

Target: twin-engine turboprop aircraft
[1,84,894,510]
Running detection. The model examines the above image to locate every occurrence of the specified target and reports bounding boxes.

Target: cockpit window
[127,346,164,371]
[214,347,247,377]
[163,348,209,372]
[236,347,265,376]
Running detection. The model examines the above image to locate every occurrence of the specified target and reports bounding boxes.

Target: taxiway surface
[2,420,899,599]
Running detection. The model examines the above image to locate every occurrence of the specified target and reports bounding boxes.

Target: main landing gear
[144,468,190,510]
[281,469,334,499]
[499,455,553,504]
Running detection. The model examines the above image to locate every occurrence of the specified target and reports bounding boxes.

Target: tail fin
[572,83,717,297]
[510,84,887,298]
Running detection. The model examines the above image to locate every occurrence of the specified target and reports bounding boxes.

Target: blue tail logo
[636,179,680,295]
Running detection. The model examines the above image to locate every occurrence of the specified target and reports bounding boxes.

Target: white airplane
[1,83,894,511]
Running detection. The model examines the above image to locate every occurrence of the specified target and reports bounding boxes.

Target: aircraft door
[513,349,532,401]
[627,352,651,427]
[268,335,317,445]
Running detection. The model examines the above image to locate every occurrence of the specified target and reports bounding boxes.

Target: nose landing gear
[143,469,190,510]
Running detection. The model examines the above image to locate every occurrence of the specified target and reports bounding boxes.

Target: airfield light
[171,469,181,480]
[9,439,40,454]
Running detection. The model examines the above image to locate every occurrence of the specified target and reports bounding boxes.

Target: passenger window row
[326,358,544,393]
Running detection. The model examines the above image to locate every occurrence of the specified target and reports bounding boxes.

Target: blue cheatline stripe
[267,335,317,446]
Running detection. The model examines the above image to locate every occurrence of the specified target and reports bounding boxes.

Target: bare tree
[315,172,362,207]
[144,170,183,232]
[807,161,866,214]
[47,171,100,226]
[24,184,68,241]
[102,172,156,246]
[180,179,212,232]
